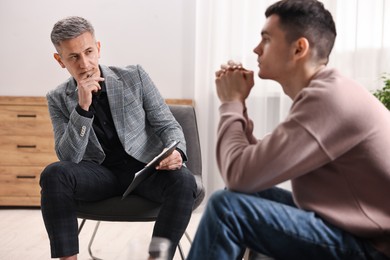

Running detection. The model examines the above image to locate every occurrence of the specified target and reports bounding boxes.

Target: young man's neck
[281,64,326,100]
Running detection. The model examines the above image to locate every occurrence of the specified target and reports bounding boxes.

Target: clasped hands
[215,60,254,103]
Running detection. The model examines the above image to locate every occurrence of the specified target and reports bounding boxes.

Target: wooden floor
[0,207,203,260]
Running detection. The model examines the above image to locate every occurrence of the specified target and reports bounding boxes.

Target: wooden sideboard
[0,96,193,207]
[0,96,57,206]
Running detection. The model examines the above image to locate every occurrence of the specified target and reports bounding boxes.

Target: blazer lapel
[103,66,126,142]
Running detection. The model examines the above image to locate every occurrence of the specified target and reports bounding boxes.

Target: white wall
[0,0,196,99]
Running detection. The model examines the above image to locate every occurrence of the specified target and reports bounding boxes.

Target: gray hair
[51,16,95,48]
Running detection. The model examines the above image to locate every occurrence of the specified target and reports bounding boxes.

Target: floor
[0,207,203,260]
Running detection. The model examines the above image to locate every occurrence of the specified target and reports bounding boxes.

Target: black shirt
[75,76,145,172]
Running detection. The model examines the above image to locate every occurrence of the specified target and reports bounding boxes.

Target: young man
[188,0,390,259]
[40,16,198,260]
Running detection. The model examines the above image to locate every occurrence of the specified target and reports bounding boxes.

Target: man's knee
[40,161,76,190]
[206,190,236,215]
[173,167,197,194]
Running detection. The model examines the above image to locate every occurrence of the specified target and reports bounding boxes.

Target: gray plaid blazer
[46,64,186,164]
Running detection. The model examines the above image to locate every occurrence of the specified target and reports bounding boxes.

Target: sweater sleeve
[216,101,330,193]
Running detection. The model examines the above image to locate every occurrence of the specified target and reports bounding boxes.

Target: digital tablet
[122,141,180,199]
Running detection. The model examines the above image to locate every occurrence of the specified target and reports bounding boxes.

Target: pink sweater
[216,68,390,256]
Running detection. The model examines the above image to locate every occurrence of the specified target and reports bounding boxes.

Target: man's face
[54,32,101,82]
[253,15,295,83]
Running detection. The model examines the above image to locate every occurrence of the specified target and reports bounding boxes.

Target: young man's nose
[253,43,262,55]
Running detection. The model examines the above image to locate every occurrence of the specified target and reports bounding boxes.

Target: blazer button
[80,126,86,137]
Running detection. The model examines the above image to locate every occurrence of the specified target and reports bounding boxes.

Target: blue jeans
[187,187,388,260]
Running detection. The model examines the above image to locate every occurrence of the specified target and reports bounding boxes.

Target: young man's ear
[293,37,309,60]
[54,53,66,68]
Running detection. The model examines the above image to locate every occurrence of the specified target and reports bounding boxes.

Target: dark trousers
[40,160,197,259]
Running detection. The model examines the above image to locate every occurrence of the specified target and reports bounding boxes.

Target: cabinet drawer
[0,105,53,136]
[0,166,42,197]
[0,136,58,166]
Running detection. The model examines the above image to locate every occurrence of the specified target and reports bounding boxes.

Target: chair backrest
[169,105,204,209]
[168,105,201,177]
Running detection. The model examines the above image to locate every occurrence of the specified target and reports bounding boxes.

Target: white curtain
[194,0,390,198]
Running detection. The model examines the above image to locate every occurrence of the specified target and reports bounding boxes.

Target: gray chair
[76,104,205,260]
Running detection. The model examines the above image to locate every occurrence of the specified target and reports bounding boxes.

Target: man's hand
[156,149,183,171]
[215,60,254,103]
[77,69,104,111]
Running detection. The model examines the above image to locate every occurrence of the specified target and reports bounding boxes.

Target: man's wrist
[176,147,187,162]
[76,104,94,118]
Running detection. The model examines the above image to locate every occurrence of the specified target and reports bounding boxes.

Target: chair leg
[78,219,87,234]
[87,221,103,260]
[178,242,185,260]
[177,230,192,260]
[79,222,193,260]
[184,231,192,244]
